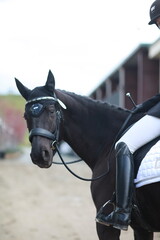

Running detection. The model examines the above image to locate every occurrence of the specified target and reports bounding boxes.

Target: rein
[54,142,110,181]
[52,158,83,165]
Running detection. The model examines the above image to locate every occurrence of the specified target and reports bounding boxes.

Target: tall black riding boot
[96,142,134,231]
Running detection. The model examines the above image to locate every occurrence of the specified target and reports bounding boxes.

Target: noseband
[29,128,58,148]
[26,96,62,149]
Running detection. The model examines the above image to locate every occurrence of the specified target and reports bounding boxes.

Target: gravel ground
[0,147,160,240]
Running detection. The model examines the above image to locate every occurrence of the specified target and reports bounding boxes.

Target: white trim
[26,96,57,104]
[26,96,67,109]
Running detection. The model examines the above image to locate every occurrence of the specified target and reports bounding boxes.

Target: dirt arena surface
[0,147,160,240]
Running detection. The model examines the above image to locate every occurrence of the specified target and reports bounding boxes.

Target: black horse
[15,70,160,240]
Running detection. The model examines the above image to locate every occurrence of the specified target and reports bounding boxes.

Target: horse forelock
[27,86,54,101]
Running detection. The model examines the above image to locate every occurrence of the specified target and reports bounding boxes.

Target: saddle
[133,136,160,177]
[132,136,160,232]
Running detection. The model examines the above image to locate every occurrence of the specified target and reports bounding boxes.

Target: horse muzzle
[30,137,55,168]
[30,148,53,168]
[29,128,58,168]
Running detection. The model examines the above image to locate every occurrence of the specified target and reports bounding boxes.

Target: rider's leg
[96,115,160,230]
[96,142,134,230]
[116,115,160,154]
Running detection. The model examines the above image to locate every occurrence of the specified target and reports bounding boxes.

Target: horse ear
[45,70,55,94]
[15,78,31,100]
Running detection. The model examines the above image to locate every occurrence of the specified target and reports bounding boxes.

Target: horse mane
[58,89,130,116]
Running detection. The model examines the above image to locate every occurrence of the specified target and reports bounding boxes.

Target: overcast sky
[0,0,159,96]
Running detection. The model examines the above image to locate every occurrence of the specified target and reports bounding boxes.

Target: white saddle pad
[134,140,160,188]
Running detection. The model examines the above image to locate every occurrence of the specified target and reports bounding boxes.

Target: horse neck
[56,90,130,169]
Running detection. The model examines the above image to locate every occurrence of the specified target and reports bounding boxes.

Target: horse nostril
[42,149,50,161]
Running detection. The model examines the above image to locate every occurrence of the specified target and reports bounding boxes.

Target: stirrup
[98,193,116,214]
[98,200,115,215]
[96,199,115,226]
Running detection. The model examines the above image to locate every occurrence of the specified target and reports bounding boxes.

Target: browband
[26,96,67,109]
[26,96,57,104]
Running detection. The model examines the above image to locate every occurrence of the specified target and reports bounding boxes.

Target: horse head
[15,70,64,168]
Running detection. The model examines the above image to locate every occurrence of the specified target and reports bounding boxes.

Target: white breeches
[116,115,160,154]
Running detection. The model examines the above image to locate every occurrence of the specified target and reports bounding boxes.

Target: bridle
[26,96,62,151]
[26,96,83,165]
